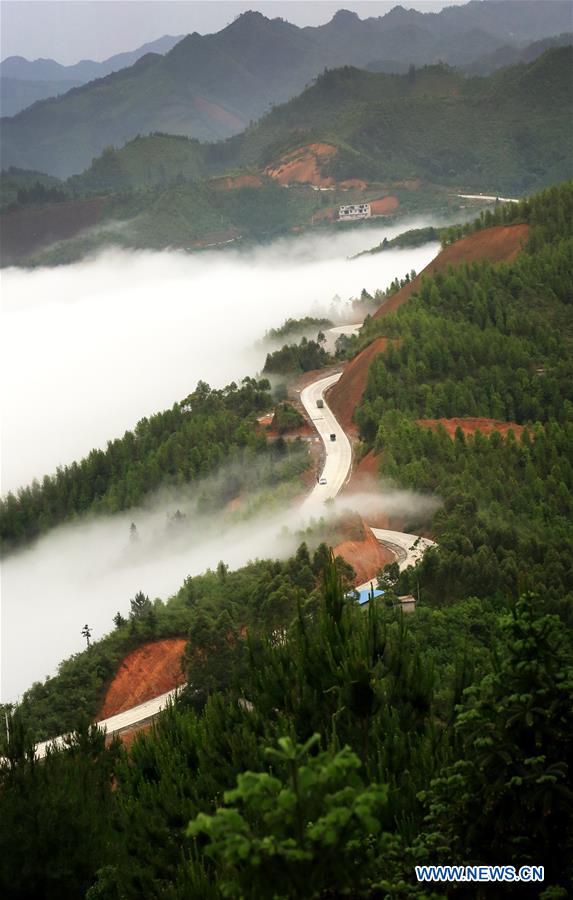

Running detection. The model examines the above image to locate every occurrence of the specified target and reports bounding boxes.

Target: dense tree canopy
[0,377,309,551]
[0,183,571,898]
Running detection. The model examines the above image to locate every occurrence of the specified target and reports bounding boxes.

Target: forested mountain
[0,378,309,552]
[463,30,573,75]
[355,183,573,608]
[1,1,571,176]
[0,34,183,116]
[2,47,570,267]
[226,47,572,190]
[1,183,571,898]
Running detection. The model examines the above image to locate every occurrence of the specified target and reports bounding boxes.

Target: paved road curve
[34,687,180,760]
[299,372,353,509]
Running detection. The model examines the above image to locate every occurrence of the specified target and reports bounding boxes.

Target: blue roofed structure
[355,588,384,606]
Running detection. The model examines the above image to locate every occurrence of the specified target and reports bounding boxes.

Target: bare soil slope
[0,198,104,264]
[369,196,399,216]
[334,518,394,585]
[418,417,526,439]
[373,223,529,320]
[98,638,186,720]
[265,143,337,187]
[327,338,390,432]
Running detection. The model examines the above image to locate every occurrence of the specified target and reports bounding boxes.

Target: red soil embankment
[98,638,186,720]
[327,338,390,433]
[265,143,337,187]
[369,196,399,216]
[418,417,526,439]
[342,450,402,530]
[334,519,394,585]
[345,450,381,492]
[372,223,529,320]
[328,224,530,423]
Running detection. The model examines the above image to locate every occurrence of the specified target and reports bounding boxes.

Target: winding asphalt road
[29,361,435,759]
[298,368,436,588]
[299,372,352,509]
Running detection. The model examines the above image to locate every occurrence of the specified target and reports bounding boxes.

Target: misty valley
[1,222,441,698]
[0,2,572,898]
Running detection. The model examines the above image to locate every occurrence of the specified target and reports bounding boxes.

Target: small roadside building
[351,588,418,614]
[338,203,371,221]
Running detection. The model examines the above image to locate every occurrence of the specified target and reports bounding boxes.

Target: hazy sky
[1,0,467,65]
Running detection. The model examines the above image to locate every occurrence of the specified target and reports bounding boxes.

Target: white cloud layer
[1,222,440,701]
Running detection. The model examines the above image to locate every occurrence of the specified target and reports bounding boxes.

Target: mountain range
[0,35,183,116]
[1,1,571,177]
[2,46,571,266]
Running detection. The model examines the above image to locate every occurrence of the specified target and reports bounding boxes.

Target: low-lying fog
[1,221,441,703]
[1,482,439,703]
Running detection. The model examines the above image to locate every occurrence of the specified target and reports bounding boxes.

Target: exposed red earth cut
[98,638,186,720]
[369,196,399,216]
[265,143,337,187]
[417,417,526,439]
[0,198,104,264]
[327,338,391,433]
[334,518,394,585]
[372,223,529,320]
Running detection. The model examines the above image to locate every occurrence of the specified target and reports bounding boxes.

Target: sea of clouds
[1,221,441,701]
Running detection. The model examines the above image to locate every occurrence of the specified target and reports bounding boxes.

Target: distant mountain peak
[230,10,269,26]
[331,9,361,23]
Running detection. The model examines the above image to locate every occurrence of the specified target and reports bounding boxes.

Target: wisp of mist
[1,221,440,702]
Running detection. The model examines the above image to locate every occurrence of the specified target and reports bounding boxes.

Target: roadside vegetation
[355,182,573,613]
[262,316,332,344]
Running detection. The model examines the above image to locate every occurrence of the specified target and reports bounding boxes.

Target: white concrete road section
[457,193,519,203]
[34,686,180,759]
[354,532,436,593]
[322,324,361,352]
[299,372,353,510]
[370,529,436,572]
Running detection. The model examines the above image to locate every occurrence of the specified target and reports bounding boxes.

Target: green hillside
[73,47,573,195]
[67,133,208,194]
[2,48,571,265]
[1,183,572,899]
[229,47,573,192]
[2,2,571,177]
